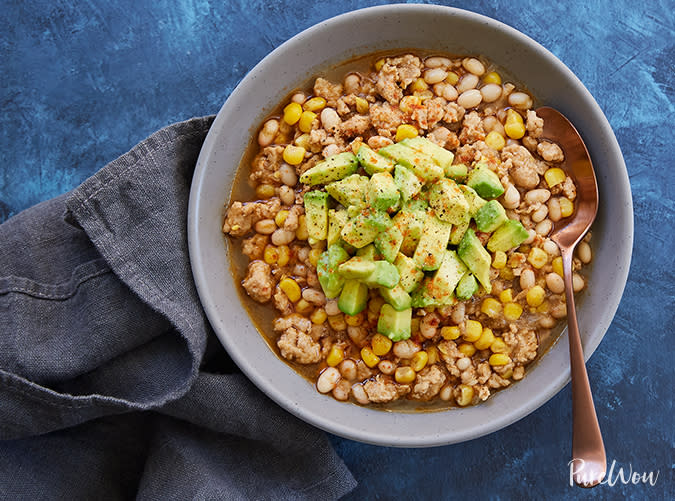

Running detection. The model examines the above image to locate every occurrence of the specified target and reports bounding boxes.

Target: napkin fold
[0,116,356,500]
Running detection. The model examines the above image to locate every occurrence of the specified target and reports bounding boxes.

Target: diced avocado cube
[445,163,468,181]
[428,178,470,225]
[299,152,359,185]
[356,243,378,260]
[402,136,455,170]
[467,162,505,199]
[455,273,479,300]
[413,213,452,271]
[449,214,470,246]
[303,191,329,241]
[394,253,424,293]
[475,200,508,233]
[362,209,392,232]
[325,174,368,208]
[393,210,426,256]
[356,144,395,175]
[426,250,468,305]
[402,199,429,212]
[362,261,400,289]
[487,219,529,252]
[394,164,423,202]
[379,284,412,311]
[338,279,369,316]
[327,209,348,247]
[377,304,412,342]
[457,229,492,293]
[316,244,349,298]
[340,211,380,248]
[338,256,376,279]
[410,278,457,308]
[374,225,403,263]
[459,185,488,216]
[378,143,444,182]
[367,172,400,211]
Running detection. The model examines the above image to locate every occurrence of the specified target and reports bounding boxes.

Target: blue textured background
[1,0,673,498]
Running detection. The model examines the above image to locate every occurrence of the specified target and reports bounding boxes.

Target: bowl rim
[188,3,633,447]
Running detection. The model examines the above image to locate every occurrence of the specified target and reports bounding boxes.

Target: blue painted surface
[1,0,672,498]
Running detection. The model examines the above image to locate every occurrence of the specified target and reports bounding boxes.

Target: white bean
[344,73,360,94]
[425,56,452,68]
[439,385,453,401]
[462,57,486,76]
[520,269,535,290]
[548,197,562,222]
[543,239,560,256]
[317,367,341,393]
[302,288,325,305]
[323,144,339,158]
[257,119,279,147]
[539,315,556,328]
[271,228,294,246]
[420,312,440,339]
[351,383,370,404]
[393,339,421,359]
[535,219,553,235]
[502,184,521,209]
[338,359,357,381]
[424,67,449,84]
[525,188,551,204]
[545,272,565,294]
[456,357,471,371]
[320,107,341,131]
[508,91,533,110]
[572,273,585,292]
[451,302,466,325]
[254,219,276,235]
[457,89,482,109]
[523,228,537,244]
[433,82,458,101]
[531,204,549,223]
[457,73,479,93]
[332,379,350,401]
[577,241,592,263]
[325,299,340,316]
[551,302,567,319]
[480,83,502,103]
[347,325,368,345]
[278,163,297,186]
[291,92,306,104]
[279,185,295,206]
[377,360,396,375]
[367,135,393,150]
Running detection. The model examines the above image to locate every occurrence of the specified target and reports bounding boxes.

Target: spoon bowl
[537,106,606,487]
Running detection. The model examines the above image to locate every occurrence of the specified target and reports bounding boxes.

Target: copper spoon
[536,106,606,488]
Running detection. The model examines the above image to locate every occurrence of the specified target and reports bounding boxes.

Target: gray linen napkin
[0,116,357,500]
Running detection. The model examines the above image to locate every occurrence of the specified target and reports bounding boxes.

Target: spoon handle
[561,248,606,485]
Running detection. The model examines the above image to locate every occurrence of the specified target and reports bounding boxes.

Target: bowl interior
[188,4,632,446]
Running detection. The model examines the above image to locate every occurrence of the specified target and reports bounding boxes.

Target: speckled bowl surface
[188,4,632,447]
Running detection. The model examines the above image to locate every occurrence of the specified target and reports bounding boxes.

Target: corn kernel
[490,252,506,272]
[255,184,275,199]
[490,337,510,354]
[399,95,421,113]
[410,77,428,92]
[536,301,550,313]
[303,96,326,112]
[527,247,548,269]
[371,333,392,355]
[456,384,474,406]
[504,121,526,140]
[441,325,461,340]
[552,256,563,277]
[481,298,502,319]
[526,285,546,307]
[474,328,495,351]
[361,347,380,368]
[283,102,303,125]
[275,210,289,227]
[310,307,327,325]
[264,245,279,265]
[489,353,512,366]
[506,108,524,124]
[463,320,483,342]
[355,96,369,114]
[283,145,305,165]
[544,167,566,188]
[559,197,574,218]
[483,71,502,84]
[345,312,364,327]
[485,131,506,151]
[414,89,434,102]
[295,298,313,314]
[499,288,513,303]
[395,366,416,384]
[327,314,346,331]
[326,345,344,367]
[308,248,322,268]
[296,215,309,240]
[411,317,421,334]
[368,296,385,313]
[411,351,429,372]
[500,267,515,280]
[501,367,514,379]
[445,71,459,85]
[374,58,385,71]
[277,245,290,267]
[503,302,523,321]
[395,124,418,142]
[298,111,317,133]
[458,343,477,357]
[279,278,301,302]
[294,133,311,151]
[426,346,439,365]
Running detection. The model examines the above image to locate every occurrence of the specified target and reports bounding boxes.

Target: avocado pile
[300,137,529,342]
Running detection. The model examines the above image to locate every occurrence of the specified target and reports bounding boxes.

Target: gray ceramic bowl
[188,4,632,447]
